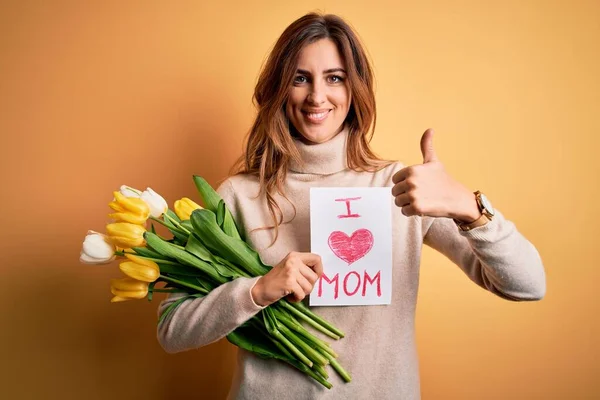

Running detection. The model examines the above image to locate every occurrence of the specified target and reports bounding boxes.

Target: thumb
[420,128,438,163]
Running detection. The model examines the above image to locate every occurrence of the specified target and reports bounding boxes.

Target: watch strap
[454,213,491,231]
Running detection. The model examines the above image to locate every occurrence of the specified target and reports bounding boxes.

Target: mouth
[301,109,331,123]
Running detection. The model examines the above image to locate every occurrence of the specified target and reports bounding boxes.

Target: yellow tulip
[110,277,148,301]
[108,191,150,225]
[106,222,146,248]
[119,254,159,282]
[174,197,203,220]
[110,296,131,302]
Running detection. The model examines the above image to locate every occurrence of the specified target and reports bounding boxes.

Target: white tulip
[80,230,116,264]
[140,187,168,218]
[119,185,142,198]
[119,185,167,218]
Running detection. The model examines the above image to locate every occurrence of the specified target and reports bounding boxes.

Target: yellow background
[1,0,598,399]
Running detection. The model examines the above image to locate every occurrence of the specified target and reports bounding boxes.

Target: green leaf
[159,272,213,292]
[192,175,221,212]
[216,200,226,227]
[185,233,248,280]
[148,281,157,301]
[165,209,181,224]
[145,231,227,285]
[132,247,168,260]
[227,325,288,361]
[180,220,193,232]
[192,175,242,240]
[161,214,189,243]
[190,209,269,277]
[185,234,215,263]
[157,293,203,326]
[156,262,200,276]
[158,295,190,325]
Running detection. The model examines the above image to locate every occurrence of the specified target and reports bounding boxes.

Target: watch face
[480,194,495,216]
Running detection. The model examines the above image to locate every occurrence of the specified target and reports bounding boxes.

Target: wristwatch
[454,191,495,231]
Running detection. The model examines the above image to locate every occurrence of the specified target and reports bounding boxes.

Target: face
[286,38,351,144]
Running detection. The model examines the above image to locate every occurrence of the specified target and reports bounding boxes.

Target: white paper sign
[309,187,392,306]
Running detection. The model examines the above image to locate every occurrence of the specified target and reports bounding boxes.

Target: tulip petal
[124,253,158,268]
[141,188,168,218]
[174,197,202,220]
[109,236,146,248]
[110,289,147,299]
[79,251,115,264]
[108,201,126,213]
[119,260,159,282]
[82,233,115,259]
[106,223,146,248]
[114,192,150,216]
[111,295,132,302]
[110,277,148,295]
[120,185,142,198]
[108,212,148,225]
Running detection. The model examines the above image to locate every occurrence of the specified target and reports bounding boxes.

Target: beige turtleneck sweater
[157,128,546,399]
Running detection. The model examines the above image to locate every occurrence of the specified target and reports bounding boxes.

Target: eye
[328,75,345,84]
[294,75,308,84]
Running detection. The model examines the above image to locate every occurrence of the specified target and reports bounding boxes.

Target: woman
[157,12,546,399]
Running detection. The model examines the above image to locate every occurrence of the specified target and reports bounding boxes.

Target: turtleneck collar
[288,126,349,175]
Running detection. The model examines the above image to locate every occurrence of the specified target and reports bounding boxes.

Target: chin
[296,124,344,144]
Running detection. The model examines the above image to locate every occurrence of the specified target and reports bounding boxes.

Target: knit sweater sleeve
[421,210,546,301]
[156,179,265,354]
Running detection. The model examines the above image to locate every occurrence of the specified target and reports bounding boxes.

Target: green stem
[322,352,352,383]
[159,275,208,295]
[114,250,179,265]
[160,213,191,235]
[312,364,329,380]
[264,309,312,368]
[274,308,338,358]
[298,363,333,389]
[256,325,332,389]
[272,328,313,368]
[279,302,341,340]
[278,324,329,366]
[288,301,345,338]
[149,215,181,232]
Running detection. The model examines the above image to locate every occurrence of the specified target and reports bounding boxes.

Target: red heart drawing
[328,229,374,265]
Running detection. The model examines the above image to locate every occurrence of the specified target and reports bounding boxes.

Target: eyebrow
[296,68,347,74]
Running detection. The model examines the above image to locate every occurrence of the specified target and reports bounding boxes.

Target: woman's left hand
[391,128,481,223]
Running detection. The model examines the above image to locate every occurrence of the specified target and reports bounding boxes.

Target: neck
[289,126,349,175]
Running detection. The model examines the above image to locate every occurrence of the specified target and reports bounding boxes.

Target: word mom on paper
[309,188,392,306]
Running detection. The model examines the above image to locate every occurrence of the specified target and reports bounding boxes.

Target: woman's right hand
[251,252,324,307]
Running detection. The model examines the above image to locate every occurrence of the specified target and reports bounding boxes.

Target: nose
[307,80,326,105]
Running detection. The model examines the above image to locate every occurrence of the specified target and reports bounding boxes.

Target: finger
[287,281,306,303]
[394,193,411,208]
[392,168,409,184]
[296,253,323,277]
[391,181,410,197]
[392,165,418,184]
[299,264,319,285]
[420,128,438,163]
[296,252,321,266]
[296,274,313,295]
[401,204,419,217]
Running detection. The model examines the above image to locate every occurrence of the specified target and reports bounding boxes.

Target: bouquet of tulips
[79,175,351,388]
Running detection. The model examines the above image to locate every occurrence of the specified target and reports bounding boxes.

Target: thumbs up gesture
[392,129,481,221]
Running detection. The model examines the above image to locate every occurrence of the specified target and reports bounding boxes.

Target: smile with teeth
[303,109,331,122]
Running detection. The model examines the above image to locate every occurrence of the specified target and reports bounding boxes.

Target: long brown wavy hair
[232,12,394,245]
